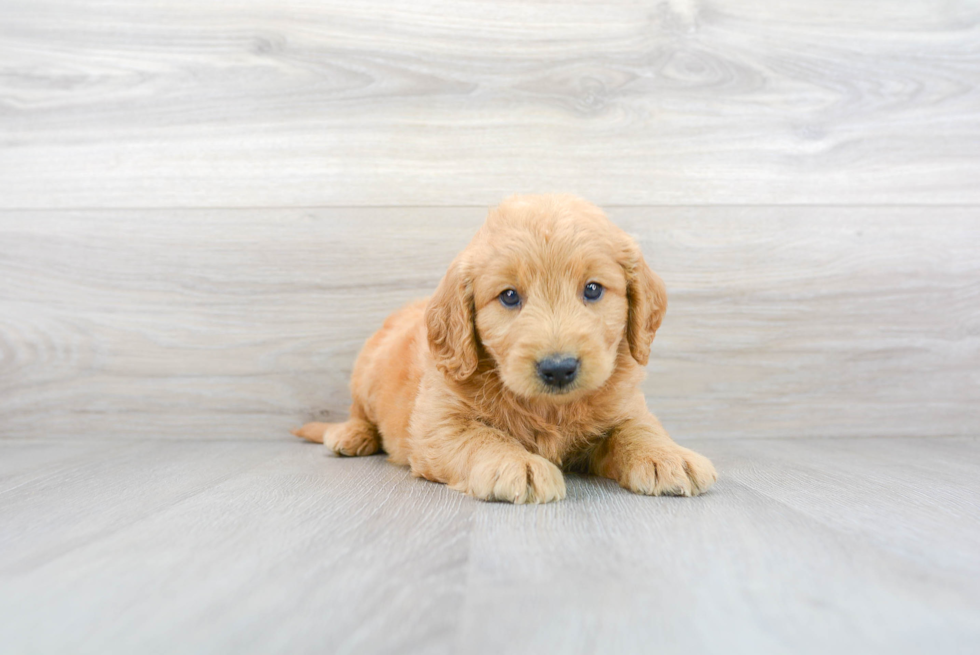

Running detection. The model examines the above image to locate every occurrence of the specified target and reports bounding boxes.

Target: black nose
[536,356,580,388]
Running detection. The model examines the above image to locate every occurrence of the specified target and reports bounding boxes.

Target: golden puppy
[294,194,716,503]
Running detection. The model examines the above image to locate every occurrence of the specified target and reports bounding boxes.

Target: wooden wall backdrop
[1,0,979,441]
[3,207,978,440]
[3,0,980,208]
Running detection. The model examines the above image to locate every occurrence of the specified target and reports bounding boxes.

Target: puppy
[294,194,716,503]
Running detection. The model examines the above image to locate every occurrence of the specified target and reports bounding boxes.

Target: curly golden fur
[294,194,717,503]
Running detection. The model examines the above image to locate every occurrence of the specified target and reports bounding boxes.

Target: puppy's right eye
[499,289,521,308]
[583,282,604,301]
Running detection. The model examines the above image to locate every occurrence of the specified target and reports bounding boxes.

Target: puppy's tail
[291,422,330,444]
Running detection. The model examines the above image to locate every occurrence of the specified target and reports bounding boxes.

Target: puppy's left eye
[499,288,521,308]
[584,282,604,302]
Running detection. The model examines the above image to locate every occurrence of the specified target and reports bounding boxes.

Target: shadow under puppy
[295,194,716,503]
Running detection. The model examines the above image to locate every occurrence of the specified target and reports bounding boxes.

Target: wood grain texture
[460,437,980,655]
[0,440,474,654]
[1,0,979,208]
[1,437,977,654]
[2,206,978,441]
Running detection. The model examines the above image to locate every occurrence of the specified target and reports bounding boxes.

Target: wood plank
[2,206,978,440]
[458,437,980,655]
[0,438,977,653]
[0,440,288,573]
[1,0,978,207]
[0,440,122,493]
[727,437,980,574]
[0,440,473,654]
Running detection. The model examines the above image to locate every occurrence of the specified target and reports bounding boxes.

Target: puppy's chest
[511,414,609,464]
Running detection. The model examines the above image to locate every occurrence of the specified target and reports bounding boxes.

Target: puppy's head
[426,194,666,401]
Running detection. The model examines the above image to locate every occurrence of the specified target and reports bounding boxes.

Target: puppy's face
[470,214,629,401]
[426,195,666,403]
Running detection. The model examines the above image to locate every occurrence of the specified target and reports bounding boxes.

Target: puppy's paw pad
[323,421,379,457]
[622,447,716,497]
[467,453,566,504]
[682,450,718,494]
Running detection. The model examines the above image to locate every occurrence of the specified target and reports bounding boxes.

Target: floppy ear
[425,259,479,382]
[624,246,668,366]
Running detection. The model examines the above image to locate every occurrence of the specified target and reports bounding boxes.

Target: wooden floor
[2,436,978,654]
[3,0,980,652]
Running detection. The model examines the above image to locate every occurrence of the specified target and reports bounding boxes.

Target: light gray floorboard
[1,0,978,207]
[0,437,977,654]
[0,440,473,655]
[0,441,289,574]
[2,206,978,441]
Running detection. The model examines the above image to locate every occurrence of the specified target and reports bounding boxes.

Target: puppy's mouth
[541,387,583,402]
[537,380,580,396]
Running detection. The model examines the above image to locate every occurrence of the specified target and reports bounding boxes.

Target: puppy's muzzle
[536,355,580,389]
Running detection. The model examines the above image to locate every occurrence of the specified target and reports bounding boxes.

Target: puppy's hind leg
[292,415,380,457]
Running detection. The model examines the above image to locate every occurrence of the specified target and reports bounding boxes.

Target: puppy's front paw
[620,446,717,497]
[462,452,566,504]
